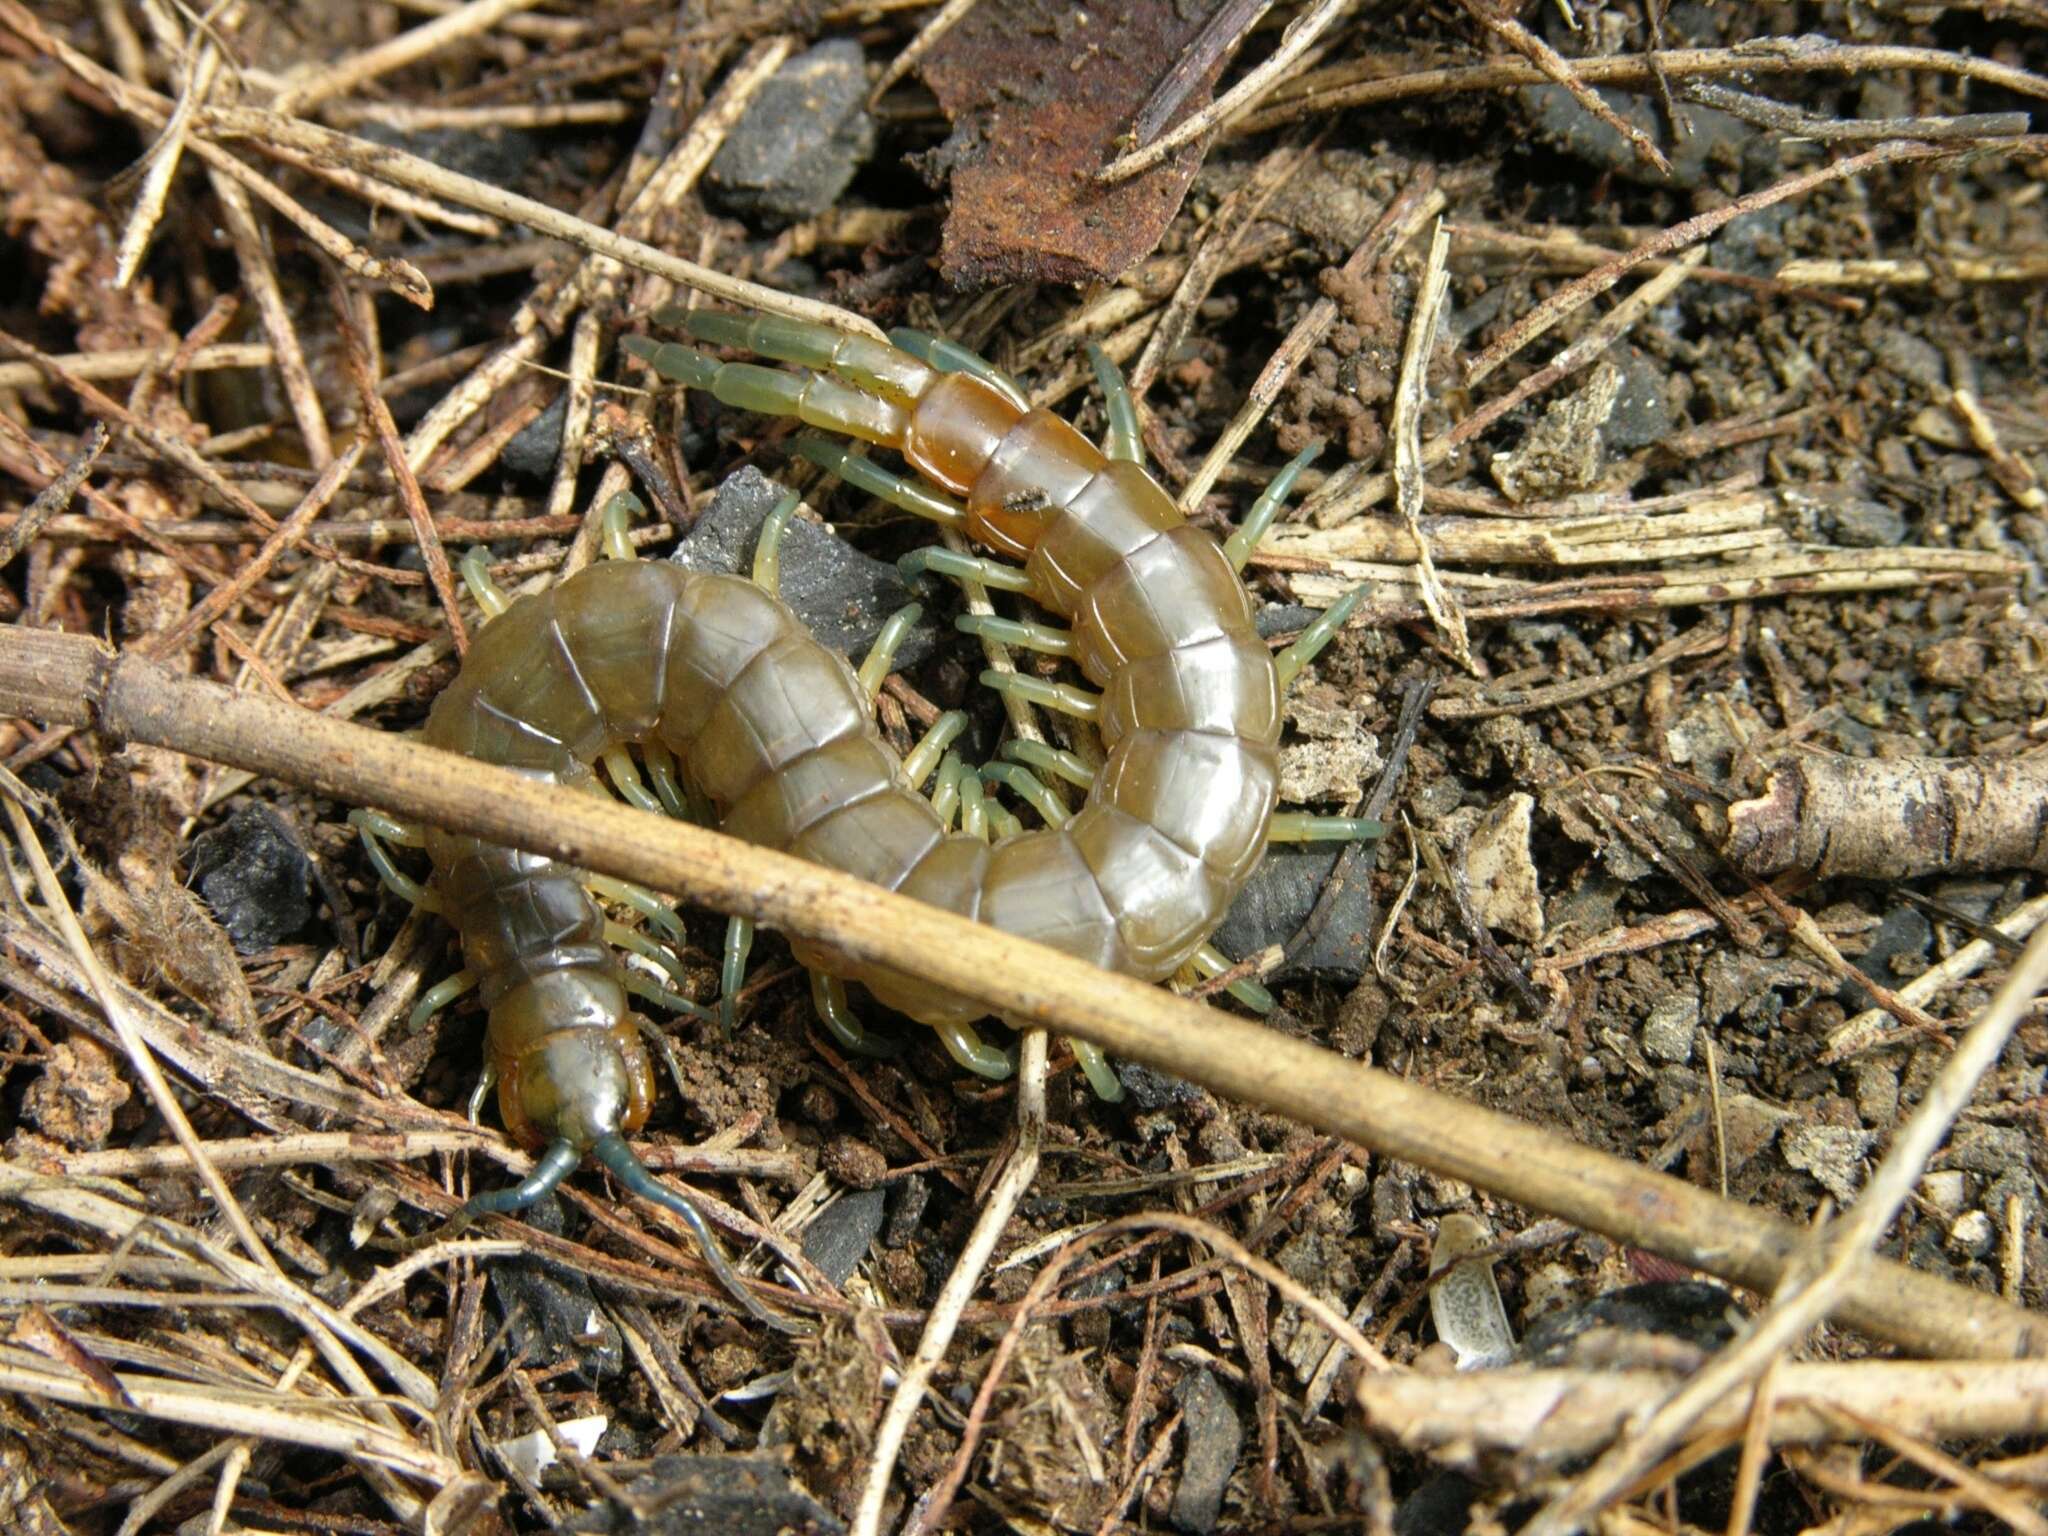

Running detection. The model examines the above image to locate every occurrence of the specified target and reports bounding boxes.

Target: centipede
[354,310,1375,1326]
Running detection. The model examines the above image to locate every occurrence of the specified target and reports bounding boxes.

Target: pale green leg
[932,1018,1016,1080]
[412,967,477,1031]
[467,1060,497,1124]
[605,919,695,998]
[979,669,1101,723]
[719,915,753,1038]
[622,969,719,1025]
[888,327,1030,411]
[899,545,1033,594]
[640,739,689,820]
[1224,441,1322,572]
[986,802,1024,841]
[587,873,689,948]
[797,435,964,528]
[458,547,510,619]
[904,711,968,789]
[637,1016,695,1102]
[602,746,665,815]
[808,970,898,1059]
[955,613,1072,657]
[1001,738,1095,790]
[1068,1038,1125,1102]
[659,306,919,401]
[351,809,442,914]
[1189,942,1275,1015]
[1086,342,1143,465]
[980,762,1069,828]
[958,764,990,842]
[1269,812,1385,844]
[1276,586,1367,689]
[600,491,644,562]
[750,489,802,593]
[857,603,925,701]
[930,753,965,828]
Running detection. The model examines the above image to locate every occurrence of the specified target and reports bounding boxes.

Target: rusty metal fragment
[920,0,1230,288]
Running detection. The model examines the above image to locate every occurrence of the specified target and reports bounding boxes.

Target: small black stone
[487,1198,624,1388]
[1170,1370,1242,1535]
[671,466,942,667]
[800,1186,888,1288]
[502,393,568,482]
[188,802,314,954]
[572,1454,842,1535]
[1210,845,1374,984]
[1114,1059,1204,1111]
[706,40,876,225]
[1839,905,1932,1010]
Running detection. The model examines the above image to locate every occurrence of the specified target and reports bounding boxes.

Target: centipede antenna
[955,612,1073,657]
[858,603,924,701]
[796,434,965,527]
[458,547,511,619]
[719,915,753,1038]
[465,1138,582,1217]
[980,762,1070,828]
[1225,440,1322,572]
[1268,812,1386,845]
[979,669,1101,723]
[352,810,442,913]
[903,710,968,788]
[592,1133,804,1334]
[639,739,689,819]
[1087,343,1144,465]
[1275,584,1366,689]
[888,326,1030,412]
[411,968,477,1032]
[1068,1038,1125,1101]
[898,544,1032,593]
[932,1018,1016,1080]
[1000,737,1097,789]
[600,746,665,815]
[751,489,801,593]
[599,491,644,562]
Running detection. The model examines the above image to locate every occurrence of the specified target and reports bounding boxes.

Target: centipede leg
[931,1018,1016,1080]
[1225,441,1323,572]
[1187,942,1275,1014]
[797,435,964,528]
[750,488,802,593]
[898,545,1032,594]
[412,967,478,1031]
[635,1016,695,1103]
[978,668,1102,723]
[621,338,908,445]
[639,738,689,819]
[1001,738,1096,790]
[590,1133,803,1334]
[657,306,931,403]
[586,872,689,948]
[903,710,968,789]
[718,915,753,1038]
[351,809,442,914]
[458,547,511,618]
[1276,585,1367,689]
[1086,343,1143,465]
[954,612,1073,657]
[980,762,1070,828]
[598,491,645,562]
[957,762,991,842]
[808,969,899,1059]
[929,753,965,829]
[621,968,718,1024]
[605,919,696,999]
[466,1060,497,1125]
[1269,812,1385,846]
[600,746,665,815]
[1067,1038,1124,1101]
[856,603,925,701]
[887,326,1030,411]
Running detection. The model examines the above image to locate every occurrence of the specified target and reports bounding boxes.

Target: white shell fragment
[494,1414,607,1483]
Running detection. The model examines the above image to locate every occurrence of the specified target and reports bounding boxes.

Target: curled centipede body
[359,310,1371,1320]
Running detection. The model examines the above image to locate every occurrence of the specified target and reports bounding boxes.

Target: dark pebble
[571,1453,842,1535]
[801,1186,888,1289]
[672,466,941,667]
[188,802,314,954]
[501,393,568,482]
[487,1198,624,1387]
[1518,1280,1744,1366]
[1517,85,1750,188]
[707,39,876,225]
[1209,845,1374,984]
[1170,1370,1242,1535]
[883,1173,929,1248]
[1839,905,1932,1010]
[1114,1059,1204,1111]
[1600,346,1673,453]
